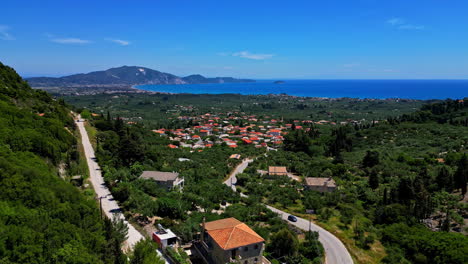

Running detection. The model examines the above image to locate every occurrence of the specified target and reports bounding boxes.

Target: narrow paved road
[224,158,253,192]
[224,159,353,264]
[77,117,172,263]
[266,206,353,264]
[76,117,144,249]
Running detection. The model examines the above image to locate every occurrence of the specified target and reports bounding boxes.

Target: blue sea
[136,80,468,100]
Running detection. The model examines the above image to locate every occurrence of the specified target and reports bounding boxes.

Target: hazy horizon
[19,66,468,80]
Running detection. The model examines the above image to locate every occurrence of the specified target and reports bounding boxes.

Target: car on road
[287,215,298,222]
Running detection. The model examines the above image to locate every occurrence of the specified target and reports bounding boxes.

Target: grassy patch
[84,121,98,149]
[73,124,97,200]
[316,216,386,264]
[75,128,90,179]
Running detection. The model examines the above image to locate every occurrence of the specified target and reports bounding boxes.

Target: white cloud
[51,38,91,44]
[399,24,425,30]
[106,38,130,46]
[387,17,405,26]
[232,51,274,60]
[387,17,425,30]
[0,25,15,40]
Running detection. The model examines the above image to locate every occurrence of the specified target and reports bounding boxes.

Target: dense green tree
[130,239,164,264]
[436,166,453,192]
[0,61,123,264]
[382,223,468,264]
[362,150,380,168]
[267,228,299,258]
[284,129,313,154]
[299,231,324,261]
[368,169,379,189]
[303,191,324,211]
[454,154,467,195]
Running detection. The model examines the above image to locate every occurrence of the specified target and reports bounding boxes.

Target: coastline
[133,80,468,100]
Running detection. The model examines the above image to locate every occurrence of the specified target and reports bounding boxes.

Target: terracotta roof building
[304,177,337,193]
[230,154,241,159]
[139,171,184,190]
[200,218,266,264]
[268,166,288,176]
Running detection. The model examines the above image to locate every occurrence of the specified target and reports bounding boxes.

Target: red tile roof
[205,218,264,250]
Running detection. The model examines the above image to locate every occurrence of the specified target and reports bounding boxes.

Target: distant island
[274,80,285,84]
[26,66,255,88]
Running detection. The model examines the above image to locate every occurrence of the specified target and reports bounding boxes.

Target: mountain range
[26,66,255,88]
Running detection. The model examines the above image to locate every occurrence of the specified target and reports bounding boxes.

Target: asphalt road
[76,117,144,249]
[266,206,353,264]
[224,159,353,264]
[77,117,173,263]
[224,158,253,192]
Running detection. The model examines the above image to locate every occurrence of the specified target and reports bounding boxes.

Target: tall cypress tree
[454,154,468,196]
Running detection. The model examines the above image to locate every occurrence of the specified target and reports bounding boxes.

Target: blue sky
[1,0,467,79]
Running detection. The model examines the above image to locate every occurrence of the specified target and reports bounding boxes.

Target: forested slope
[0,62,123,264]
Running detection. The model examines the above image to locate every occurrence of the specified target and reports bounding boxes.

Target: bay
[136,79,468,99]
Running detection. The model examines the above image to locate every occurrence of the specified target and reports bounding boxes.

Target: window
[254,244,259,250]
[244,246,248,251]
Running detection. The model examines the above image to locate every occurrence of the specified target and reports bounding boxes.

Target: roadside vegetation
[0,62,130,264]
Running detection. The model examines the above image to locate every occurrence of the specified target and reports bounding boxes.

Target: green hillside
[0,62,124,264]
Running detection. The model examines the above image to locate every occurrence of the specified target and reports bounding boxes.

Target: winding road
[224,159,353,264]
[225,158,253,192]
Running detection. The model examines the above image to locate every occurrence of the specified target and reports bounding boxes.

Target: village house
[152,224,179,250]
[268,166,288,176]
[304,177,337,192]
[198,218,269,264]
[139,171,184,190]
[200,129,211,137]
[267,129,281,136]
[230,154,241,159]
